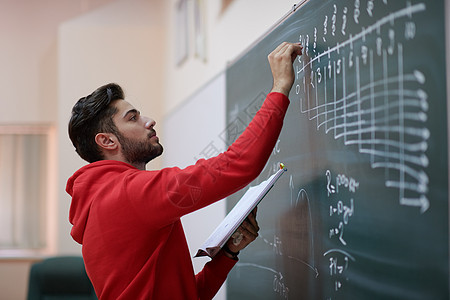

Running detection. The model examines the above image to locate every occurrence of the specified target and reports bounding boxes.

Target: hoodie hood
[66,160,136,244]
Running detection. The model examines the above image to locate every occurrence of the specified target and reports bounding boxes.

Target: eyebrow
[123,109,139,119]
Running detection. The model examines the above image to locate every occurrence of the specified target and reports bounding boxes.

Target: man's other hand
[223,207,260,259]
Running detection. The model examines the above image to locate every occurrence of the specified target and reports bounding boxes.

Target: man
[66,42,302,299]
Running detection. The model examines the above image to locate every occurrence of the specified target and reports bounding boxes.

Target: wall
[0,2,115,299]
[162,0,299,113]
[0,0,163,299]
[0,0,114,124]
[57,0,168,255]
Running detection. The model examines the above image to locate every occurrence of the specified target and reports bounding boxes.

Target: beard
[116,131,163,165]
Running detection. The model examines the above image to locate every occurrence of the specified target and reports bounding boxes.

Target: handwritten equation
[324,169,358,294]
[295,1,429,213]
[236,169,359,298]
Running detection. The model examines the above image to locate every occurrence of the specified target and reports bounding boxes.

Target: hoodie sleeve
[195,251,237,300]
[125,92,290,228]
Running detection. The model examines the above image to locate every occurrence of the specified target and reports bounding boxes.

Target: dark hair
[68,83,124,163]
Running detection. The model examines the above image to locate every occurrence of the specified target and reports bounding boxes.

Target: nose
[144,117,156,129]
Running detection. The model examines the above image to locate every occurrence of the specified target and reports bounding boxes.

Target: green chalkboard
[225,1,448,299]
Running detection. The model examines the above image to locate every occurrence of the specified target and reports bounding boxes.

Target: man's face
[112,99,163,165]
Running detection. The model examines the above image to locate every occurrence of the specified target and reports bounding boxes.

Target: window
[0,125,56,255]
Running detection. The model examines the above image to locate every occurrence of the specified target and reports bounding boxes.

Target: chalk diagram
[295,1,429,213]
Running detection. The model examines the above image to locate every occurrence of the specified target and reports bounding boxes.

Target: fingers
[237,209,260,241]
[269,42,303,63]
[241,218,259,237]
[268,42,303,96]
[270,41,290,57]
[225,208,260,253]
[231,230,244,246]
[251,206,258,216]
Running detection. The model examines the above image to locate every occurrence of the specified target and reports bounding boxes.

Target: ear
[95,133,119,151]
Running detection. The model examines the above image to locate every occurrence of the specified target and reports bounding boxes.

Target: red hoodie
[66,92,289,299]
